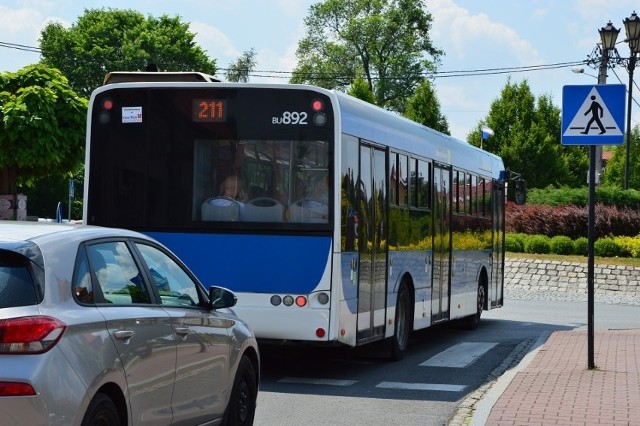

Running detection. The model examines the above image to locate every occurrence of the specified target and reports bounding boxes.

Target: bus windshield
[85,86,333,230]
[194,138,330,223]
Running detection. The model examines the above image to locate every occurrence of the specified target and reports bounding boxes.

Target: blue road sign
[561,84,626,145]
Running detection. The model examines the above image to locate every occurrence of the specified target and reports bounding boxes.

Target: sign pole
[587,146,596,369]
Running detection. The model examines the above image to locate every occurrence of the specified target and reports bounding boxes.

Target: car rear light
[0,382,36,397]
[0,316,66,354]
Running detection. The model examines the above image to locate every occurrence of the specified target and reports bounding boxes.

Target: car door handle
[175,327,191,336]
[113,330,135,340]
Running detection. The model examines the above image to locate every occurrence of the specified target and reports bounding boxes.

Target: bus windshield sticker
[122,106,143,124]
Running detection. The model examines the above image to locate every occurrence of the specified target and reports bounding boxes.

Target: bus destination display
[193,99,227,122]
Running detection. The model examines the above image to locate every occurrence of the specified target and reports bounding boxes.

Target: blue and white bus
[84,71,506,359]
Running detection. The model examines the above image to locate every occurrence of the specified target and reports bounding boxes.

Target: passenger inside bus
[201,175,248,221]
[219,175,249,202]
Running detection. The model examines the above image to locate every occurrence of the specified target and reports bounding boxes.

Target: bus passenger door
[356,144,388,343]
[491,181,505,307]
[432,164,451,323]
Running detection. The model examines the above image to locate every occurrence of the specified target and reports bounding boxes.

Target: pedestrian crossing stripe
[562,87,622,137]
[420,342,498,368]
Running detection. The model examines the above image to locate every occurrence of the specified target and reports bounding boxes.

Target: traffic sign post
[562,84,626,369]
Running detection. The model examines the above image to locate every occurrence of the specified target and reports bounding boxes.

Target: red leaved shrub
[505,202,640,239]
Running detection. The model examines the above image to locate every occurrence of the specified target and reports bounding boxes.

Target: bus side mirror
[514,179,526,205]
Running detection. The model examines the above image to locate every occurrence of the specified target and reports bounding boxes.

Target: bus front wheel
[389,283,411,361]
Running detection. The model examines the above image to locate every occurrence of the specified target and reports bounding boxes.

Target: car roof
[0,222,149,245]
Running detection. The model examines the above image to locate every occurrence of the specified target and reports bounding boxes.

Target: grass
[506,252,640,267]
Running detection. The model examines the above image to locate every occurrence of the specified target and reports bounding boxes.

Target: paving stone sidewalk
[483,329,640,425]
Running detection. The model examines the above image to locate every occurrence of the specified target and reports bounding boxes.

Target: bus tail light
[315,328,326,338]
[102,98,113,110]
[295,296,307,307]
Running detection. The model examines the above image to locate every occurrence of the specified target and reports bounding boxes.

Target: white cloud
[430,0,542,66]
[189,21,240,67]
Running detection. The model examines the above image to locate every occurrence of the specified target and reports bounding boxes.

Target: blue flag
[481,125,494,140]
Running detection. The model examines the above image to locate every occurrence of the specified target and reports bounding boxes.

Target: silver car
[0,222,259,425]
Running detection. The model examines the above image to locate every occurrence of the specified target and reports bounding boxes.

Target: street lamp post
[584,20,619,370]
[623,11,640,189]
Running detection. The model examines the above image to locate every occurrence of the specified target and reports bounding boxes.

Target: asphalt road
[253,295,640,426]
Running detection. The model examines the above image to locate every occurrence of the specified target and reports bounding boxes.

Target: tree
[467,79,583,191]
[290,0,442,112]
[403,79,449,134]
[347,74,376,104]
[226,48,257,82]
[602,124,640,188]
[39,8,217,97]
[0,65,87,209]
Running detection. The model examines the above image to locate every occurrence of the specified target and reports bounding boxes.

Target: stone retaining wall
[505,257,640,297]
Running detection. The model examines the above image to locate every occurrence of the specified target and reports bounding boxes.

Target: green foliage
[467,79,588,194]
[39,9,217,97]
[594,238,621,258]
[524,235,551,254]
[226,48,257,83]
[507,232,640,259]
[505,234,524,252]
[347,74,376,104]
[525,185,640,209]
[403,79,449,134]
[615,236,640,258]
[574,237,589,256]
[18,165,84,220]
[549,235,574,255]
[291,0,442,112]
[601,125,640,189]
[0,64,87,195]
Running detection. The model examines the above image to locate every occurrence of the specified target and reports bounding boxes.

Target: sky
[1,0,640,141]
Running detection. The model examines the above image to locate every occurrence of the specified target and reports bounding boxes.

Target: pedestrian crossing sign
[561,84,626,145]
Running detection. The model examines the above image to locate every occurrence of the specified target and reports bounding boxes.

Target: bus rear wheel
[389,283,411,361]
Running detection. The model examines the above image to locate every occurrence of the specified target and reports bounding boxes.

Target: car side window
[72,250,94,304]
[87,241,152,305]
[135,243,200,307]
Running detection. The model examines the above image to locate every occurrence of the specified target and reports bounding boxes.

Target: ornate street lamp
[599,21,620,52]
[623,12,640,189]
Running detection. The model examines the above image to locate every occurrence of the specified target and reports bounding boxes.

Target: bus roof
[332,90,504,179]
[103,71,221,84]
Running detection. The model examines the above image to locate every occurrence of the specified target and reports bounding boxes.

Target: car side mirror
[209,286,238,309]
